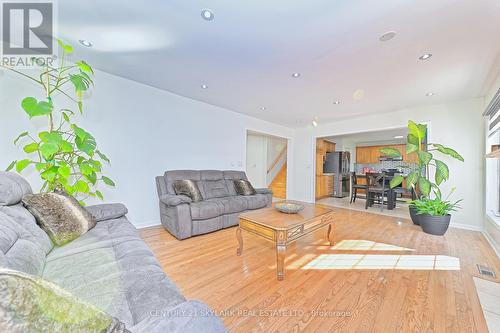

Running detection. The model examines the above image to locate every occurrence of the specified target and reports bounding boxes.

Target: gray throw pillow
[234,180,257,196]
[0,269,130,333]
[173,180,203,202]
[22,191,97,246]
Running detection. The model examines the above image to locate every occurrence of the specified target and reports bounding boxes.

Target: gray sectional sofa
[156,170,273,240]
[0,172,226,332]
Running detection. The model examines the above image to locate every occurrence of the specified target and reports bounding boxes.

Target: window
[485,89,500,223]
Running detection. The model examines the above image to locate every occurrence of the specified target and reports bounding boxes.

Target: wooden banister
[267,148,287,174]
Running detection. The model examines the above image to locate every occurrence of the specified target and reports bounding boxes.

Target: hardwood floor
[140,208,499,332]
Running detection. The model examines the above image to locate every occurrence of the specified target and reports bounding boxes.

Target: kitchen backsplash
[354,161,419,176]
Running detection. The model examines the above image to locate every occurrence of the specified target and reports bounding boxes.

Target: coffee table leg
[327,223,334,246]
[276,243,286,281]
[236,227,243,256]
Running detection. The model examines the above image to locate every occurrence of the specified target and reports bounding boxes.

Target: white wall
[291,98,485,230]
[0,69,295,228]
[246,134,268,188]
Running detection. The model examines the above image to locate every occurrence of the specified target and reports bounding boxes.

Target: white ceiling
[57,0,500,127]
[324,127,407,146]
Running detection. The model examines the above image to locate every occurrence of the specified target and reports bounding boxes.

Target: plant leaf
[14,132,29,145]
[101,176,115,187]
[40,143,59,160]
[57,39,73,53]
[405,171,419,189]
[21,97,53,118]
[96,150,110,163]
[434,159,449,185]
[6,161,16,172]
[432,144,464,162]
[23,142,39,153]
[418,177,431,197]
[407,134,419,146]
[95,190,104,200]
[417,151,433,165]
[70,74,88,93]
[74,180,90,193]
[406,143,418,154]
[76,60,94,74]
[16,159,31,173]
[389,175,404,188]
[380,147,402,158]
[58,165,71,178]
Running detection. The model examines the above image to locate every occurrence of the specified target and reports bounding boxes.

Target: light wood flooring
[140,208,500,332]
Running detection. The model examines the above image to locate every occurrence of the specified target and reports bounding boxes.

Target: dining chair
[350,172,367,204]
[365,172,390,211]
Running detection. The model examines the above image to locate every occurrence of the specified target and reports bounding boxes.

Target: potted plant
[380,121,464,234]
[2,40,114,204]
[410,189,462,235]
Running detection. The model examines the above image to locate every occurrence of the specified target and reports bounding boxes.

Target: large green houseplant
[380,121,464,235]
[2,40,114,204]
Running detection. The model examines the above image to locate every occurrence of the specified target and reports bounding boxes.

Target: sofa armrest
[255,188,273,195]
[86,203,128,222]
[160,194,192,206]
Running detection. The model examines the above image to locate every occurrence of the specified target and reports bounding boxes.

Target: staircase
[269,163,287,199]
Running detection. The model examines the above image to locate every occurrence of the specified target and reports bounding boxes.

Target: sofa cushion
[44,217,186,327]
[164,170,202,195]
[86,203,128,222]
[22,191,97,246]
[190,201,224,220]
[233,180,257,196]
[201,180,230,199]
[223,171,247,196]
[0,210,51,276]
[173,180,203,202]
[206,196,248,215]
[244,194,268,210]
[0,204,53,254]
[0,269,129,333]
[0,172,32,206]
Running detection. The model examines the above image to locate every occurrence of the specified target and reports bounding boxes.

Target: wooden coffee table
[236,201,335,281]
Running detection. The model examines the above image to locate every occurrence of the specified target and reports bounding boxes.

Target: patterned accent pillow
[173,180,203,202]
[22,191,97,246]
[233,180,257,196]
[0,269,129,333]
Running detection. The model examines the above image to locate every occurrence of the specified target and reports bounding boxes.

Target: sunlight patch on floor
[302,254,460,270]
[331,239,415,252]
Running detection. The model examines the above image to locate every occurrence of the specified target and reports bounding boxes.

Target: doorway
[246,131,288,199]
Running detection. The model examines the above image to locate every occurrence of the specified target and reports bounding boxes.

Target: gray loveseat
[156,170,273,240]
[0,172,226,332]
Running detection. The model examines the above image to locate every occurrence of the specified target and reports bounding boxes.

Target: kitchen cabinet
[356,144,419,164]
[356,147,371,163]
[315,138,336,199]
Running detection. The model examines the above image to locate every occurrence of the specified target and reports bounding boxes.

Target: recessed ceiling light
[201,84,208,89]
[379,31,397,42]
[394,135,404,139]
[260,106,267,111]
[419,53,432,60]
[201,9,214,21]
[426,92,435,96]
[333,100,341,105]
[291,73,301,78]
[79,39,93,47]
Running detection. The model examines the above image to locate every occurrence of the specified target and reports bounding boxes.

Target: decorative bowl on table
[274,202,304,214]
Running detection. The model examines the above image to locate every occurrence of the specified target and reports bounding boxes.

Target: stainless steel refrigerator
[324,152,351,198]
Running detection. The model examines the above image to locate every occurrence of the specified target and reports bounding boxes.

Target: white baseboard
[133,220,161,230]
[449,222,483,232]
[483,231,500,259]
